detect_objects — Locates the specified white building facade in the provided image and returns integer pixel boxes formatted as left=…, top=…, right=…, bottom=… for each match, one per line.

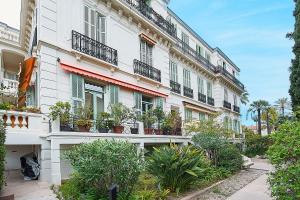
left=0, top=0, right=244, bottom=185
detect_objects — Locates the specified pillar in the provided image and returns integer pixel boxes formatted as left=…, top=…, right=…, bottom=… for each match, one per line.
left=40, top=140, right=51, bottom=183
left=51, top=139, right=61, bottom=185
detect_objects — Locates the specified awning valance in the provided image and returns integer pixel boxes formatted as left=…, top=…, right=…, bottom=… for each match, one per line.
left=60, top=62, right=168, bottom=98
left=183, top=101, right=217, bottom=115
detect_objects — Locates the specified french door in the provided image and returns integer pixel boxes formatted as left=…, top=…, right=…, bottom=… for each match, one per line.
left=85, top=90, right=104, bottom=120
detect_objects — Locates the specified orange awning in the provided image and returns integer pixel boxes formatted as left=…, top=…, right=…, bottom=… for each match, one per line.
left=60, top=62, right=168, bottom=98
left=18, top=57, right=36, bottom=106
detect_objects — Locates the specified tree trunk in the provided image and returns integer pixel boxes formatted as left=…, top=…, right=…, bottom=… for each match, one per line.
left=266, top=112, right=271, bottom=134
left=257, top=109, right=262, bottom=135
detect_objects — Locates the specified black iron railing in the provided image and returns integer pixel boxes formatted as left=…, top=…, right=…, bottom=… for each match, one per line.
left=233, top=105, right=240, bottom=113
left=133, top=59, right=161, bottom=82
left=215, top=67, right=244, bottom=90
left=175, top=38, right=216, bottom=73
left=170, top=80, right=181, bottom=94
left=198, top=93, right=206, bottom=103
left=207, top=97, right=215, bottom=106
left=72, top=30, right=118, bottom=66
left=123, top=0, right=176, bottom=37
left=183, top=86, right=193, bottom=98
left=224, top=101, right=232, bottom=109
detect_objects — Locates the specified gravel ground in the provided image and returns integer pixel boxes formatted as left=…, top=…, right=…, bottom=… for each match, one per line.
left=191, top=169, right=267, bottom=200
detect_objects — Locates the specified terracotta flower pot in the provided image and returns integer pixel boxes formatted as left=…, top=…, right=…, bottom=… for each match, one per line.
left=154, top=129, right=163, bottom=135
left=113, top=126, right=124, bottom=134
left=144, top=128, right=154, bottom=135
left=77, top=125, right=90, bottom=132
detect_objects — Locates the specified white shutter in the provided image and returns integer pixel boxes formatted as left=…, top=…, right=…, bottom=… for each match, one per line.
left=90, top=10, right=96, bottom=39
left=155, top=97, right=164, bottom=108
left=140, top=41, right=146, bottom=63
left=148, top=45, right=153, bottom=66
left=84, top=6, right=89, bottom=36
left=100, top=16, right=106, bottom=44
left=71, top=74, right=84, bottom=112
left=110, top=85, right=119, bottom=105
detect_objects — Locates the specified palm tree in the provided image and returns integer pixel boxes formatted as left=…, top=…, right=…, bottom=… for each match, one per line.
left=241, top=90, right=249, bottom=105
left=262, top=107, right=278, bottom=134
left=247, top=100, right=270, bottom=135
left=275, top=97, right=290, bottom=116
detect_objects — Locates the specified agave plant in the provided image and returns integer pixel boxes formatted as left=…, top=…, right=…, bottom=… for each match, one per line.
left=147, top=144, right=210, bottom=194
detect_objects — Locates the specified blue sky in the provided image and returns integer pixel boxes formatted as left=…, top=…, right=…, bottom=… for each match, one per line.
left=169, top=0, right=294, bottom=125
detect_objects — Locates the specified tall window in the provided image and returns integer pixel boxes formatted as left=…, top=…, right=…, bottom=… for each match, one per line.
left=134, top=92, right=142, bottom=115
left=84, top=5, right=106, bottom=43
left=233, top=94, right=237, bottom=106
left=71, top=74, right=84, bottom=112
left=207, top=81, right=212, bottom=98
left=199, top=112, right=205, bottom=121
left=140, top=40, right=153, bottom=66
left=182, top=32, right=189, bottom=50
left=170, top=61, right=178, bottom=82
left=184, top=108, right=192, bottom=122
left=205, top=51, right=211, bottom=63
left=197, top=76, right=204, bottom=94
left=224, top=88, right=228, bottom=102
left=183, top=69, right=191, bottom=88
left=110, top=85, right=119, bottom=105
left=196, top=45, right=203, bottom=57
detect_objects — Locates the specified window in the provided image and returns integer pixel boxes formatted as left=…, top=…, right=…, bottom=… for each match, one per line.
left=184, top=108, right=192, bottom=122
left=155, top=97, right=164, bottom=109
left=140, top=40, right=153, bottom=66
left=4, top=71, right=17, bottom=80
left=199, top=112, right=205, bottom=121
left=196, top=45, right=203, bottom=57
left=207, top=81, right=212, bottom=98
left=224, top=88, right=228, bottom=102
left=183, top=69, right=191, bottom=88
left=205, top=51, right=211, bottom=63
left=134, top=92, right=142, bottom=115
left=85, top=82, right=104, bottom=120
left=110, top=85, right=119, bottom=105
left=71, top=74, right=84, bottom=112
left=223, top=61, right=226, bottom=69
left=182, top=32, right=189, bottom=45
left=84, top=5, right=106, bottom=43
left=223, top=116, right=232, bottom=130
left=142, top=96, right=153, bottom=113
left=170, top=61, right=178, bottom=82
left=233, top=94, right=237, bottom=106
left=197, top=76, right=204, bottom=94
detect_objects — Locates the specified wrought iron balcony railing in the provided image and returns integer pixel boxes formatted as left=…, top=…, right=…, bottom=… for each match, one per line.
left=133, top=59, right=161, bottom=82
left=198, top=93, right=206, bottom=103
left=170, top=80, right=181, bottom=94
left=123, top=0, right=176, bottom=37
left=72, top=30, right=118, bottom=66
left=223, top=100, right=232, bottom=109
left=207, top=97, right=215, bottom=106
left=175, top=38, right=216, bottom=73
left=183, top=86, right=193, bottom=98
left=233, top=105, right=240, bottom=113
left=215, top=67, right=244, bottom=90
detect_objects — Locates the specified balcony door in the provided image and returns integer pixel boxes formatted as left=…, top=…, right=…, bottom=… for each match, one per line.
left=85, top=83, right=104, bottom=120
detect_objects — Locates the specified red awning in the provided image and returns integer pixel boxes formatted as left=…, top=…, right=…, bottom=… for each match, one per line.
left=60, top=62, right=168, bottom=98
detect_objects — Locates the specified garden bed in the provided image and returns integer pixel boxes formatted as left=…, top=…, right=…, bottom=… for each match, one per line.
left=170, top=169, right=266, bottom=200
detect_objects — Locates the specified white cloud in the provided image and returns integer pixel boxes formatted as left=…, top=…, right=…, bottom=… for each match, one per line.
left=0, top=0, right=21, bottom=29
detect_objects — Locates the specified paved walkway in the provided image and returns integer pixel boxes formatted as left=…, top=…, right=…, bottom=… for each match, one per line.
left=227, top=159, right=274, bottom=200
left=2, top=170, right=57, bottom=200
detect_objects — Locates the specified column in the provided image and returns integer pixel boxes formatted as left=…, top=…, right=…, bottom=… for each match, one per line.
left=51, top=139, right=61, bottom=185
left=40, top=140, right=51, bottom=182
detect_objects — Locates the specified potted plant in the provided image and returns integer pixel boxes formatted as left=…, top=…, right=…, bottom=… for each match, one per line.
left=153, top=107, right=165, bottom=135
left=96, top=112, right=112, bottom=133
left=74, top=107, right=93, bottom=132
left=129, top=107, right=139, bottom=134
left=162, top=110, right=182, bottom=135
left=49, top=102, right=72, bottom=131
left=109, top=103, right=130, bottom=134
left=142, top=109, right=157, bottom=135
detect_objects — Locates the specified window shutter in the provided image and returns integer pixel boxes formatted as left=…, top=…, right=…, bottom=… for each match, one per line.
left=84, top=6, right=89, bottom=36
left=224, top=89, right=228, bottom=101
left=90, top=10, right=96, bottom=39
left=155, top=97, right=164, bottom=108
left=140, top=41, right=146, bottom=63
left=100, top=16, right=106, bottom=44
left=148, top=46, right=153, bottom=66
left=71, top=74, right=84, bottom=112
left=199, top=112, right=205, bottom=121
left=134, top=92, right=142, bottom=111
left=207, top=82, right=212, bottom=97
left=110, top=85, right=119, bottom=105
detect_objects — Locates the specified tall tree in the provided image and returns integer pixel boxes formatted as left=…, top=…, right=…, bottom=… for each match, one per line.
left=275, top=97, right=290, bottom=116
left=262, top=106, right=278, bottom=134
left=289, top=0, right=300, bottom=111
left=247, top=100, right=270, bottom=135
left=240, top=90, right=249, bottom=105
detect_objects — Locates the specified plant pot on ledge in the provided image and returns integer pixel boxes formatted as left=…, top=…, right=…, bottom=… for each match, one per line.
left=113, top=126, right=124, bottom=134
left=144, top=128, right=154, bottom=135
left=130, top=127, right=139, bottom=134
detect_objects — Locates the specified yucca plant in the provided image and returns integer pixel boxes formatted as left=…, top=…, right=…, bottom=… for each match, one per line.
left=147, top=144, right=210, bottom=194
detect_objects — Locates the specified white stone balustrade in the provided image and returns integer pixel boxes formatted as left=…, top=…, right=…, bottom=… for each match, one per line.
left=1, top=78, right=19, bottom=96
left=0, top=110, right=45, bottom=133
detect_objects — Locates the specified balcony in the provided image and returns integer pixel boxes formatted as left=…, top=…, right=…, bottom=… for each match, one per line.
left=71, top=30, right=118, bottom=66
left=123, top=0, right=176, bottom=37
left=183, top=86, right=193, bottom=99
left=175, top=38, right=216, bottom=73
left=215, top=67, right=244, bottom=90
left=1, top=78, right=19, bottom=96
left=223, top=101, right=232, bottom=110
left=170, top=80, right=181, bottom=94
left=233, top=105, right=240, bottom=113
left=207, top=97, right=215, bottom=106
left=133, top=59, right=161, bottom=82
left=198, top=93, right=206, bottom=103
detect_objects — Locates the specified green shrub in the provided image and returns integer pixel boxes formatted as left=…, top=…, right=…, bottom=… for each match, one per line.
left=0, top=119, right=6, bottom=191
left=147, top=144, right=210, bottom=194
left=267, top=122, right=300, bottom=199
left=216, top=144, right=243, bottom=173
left=244, top=128, right=272, bottom=157
left=64, top=140, right=143, bottom=199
